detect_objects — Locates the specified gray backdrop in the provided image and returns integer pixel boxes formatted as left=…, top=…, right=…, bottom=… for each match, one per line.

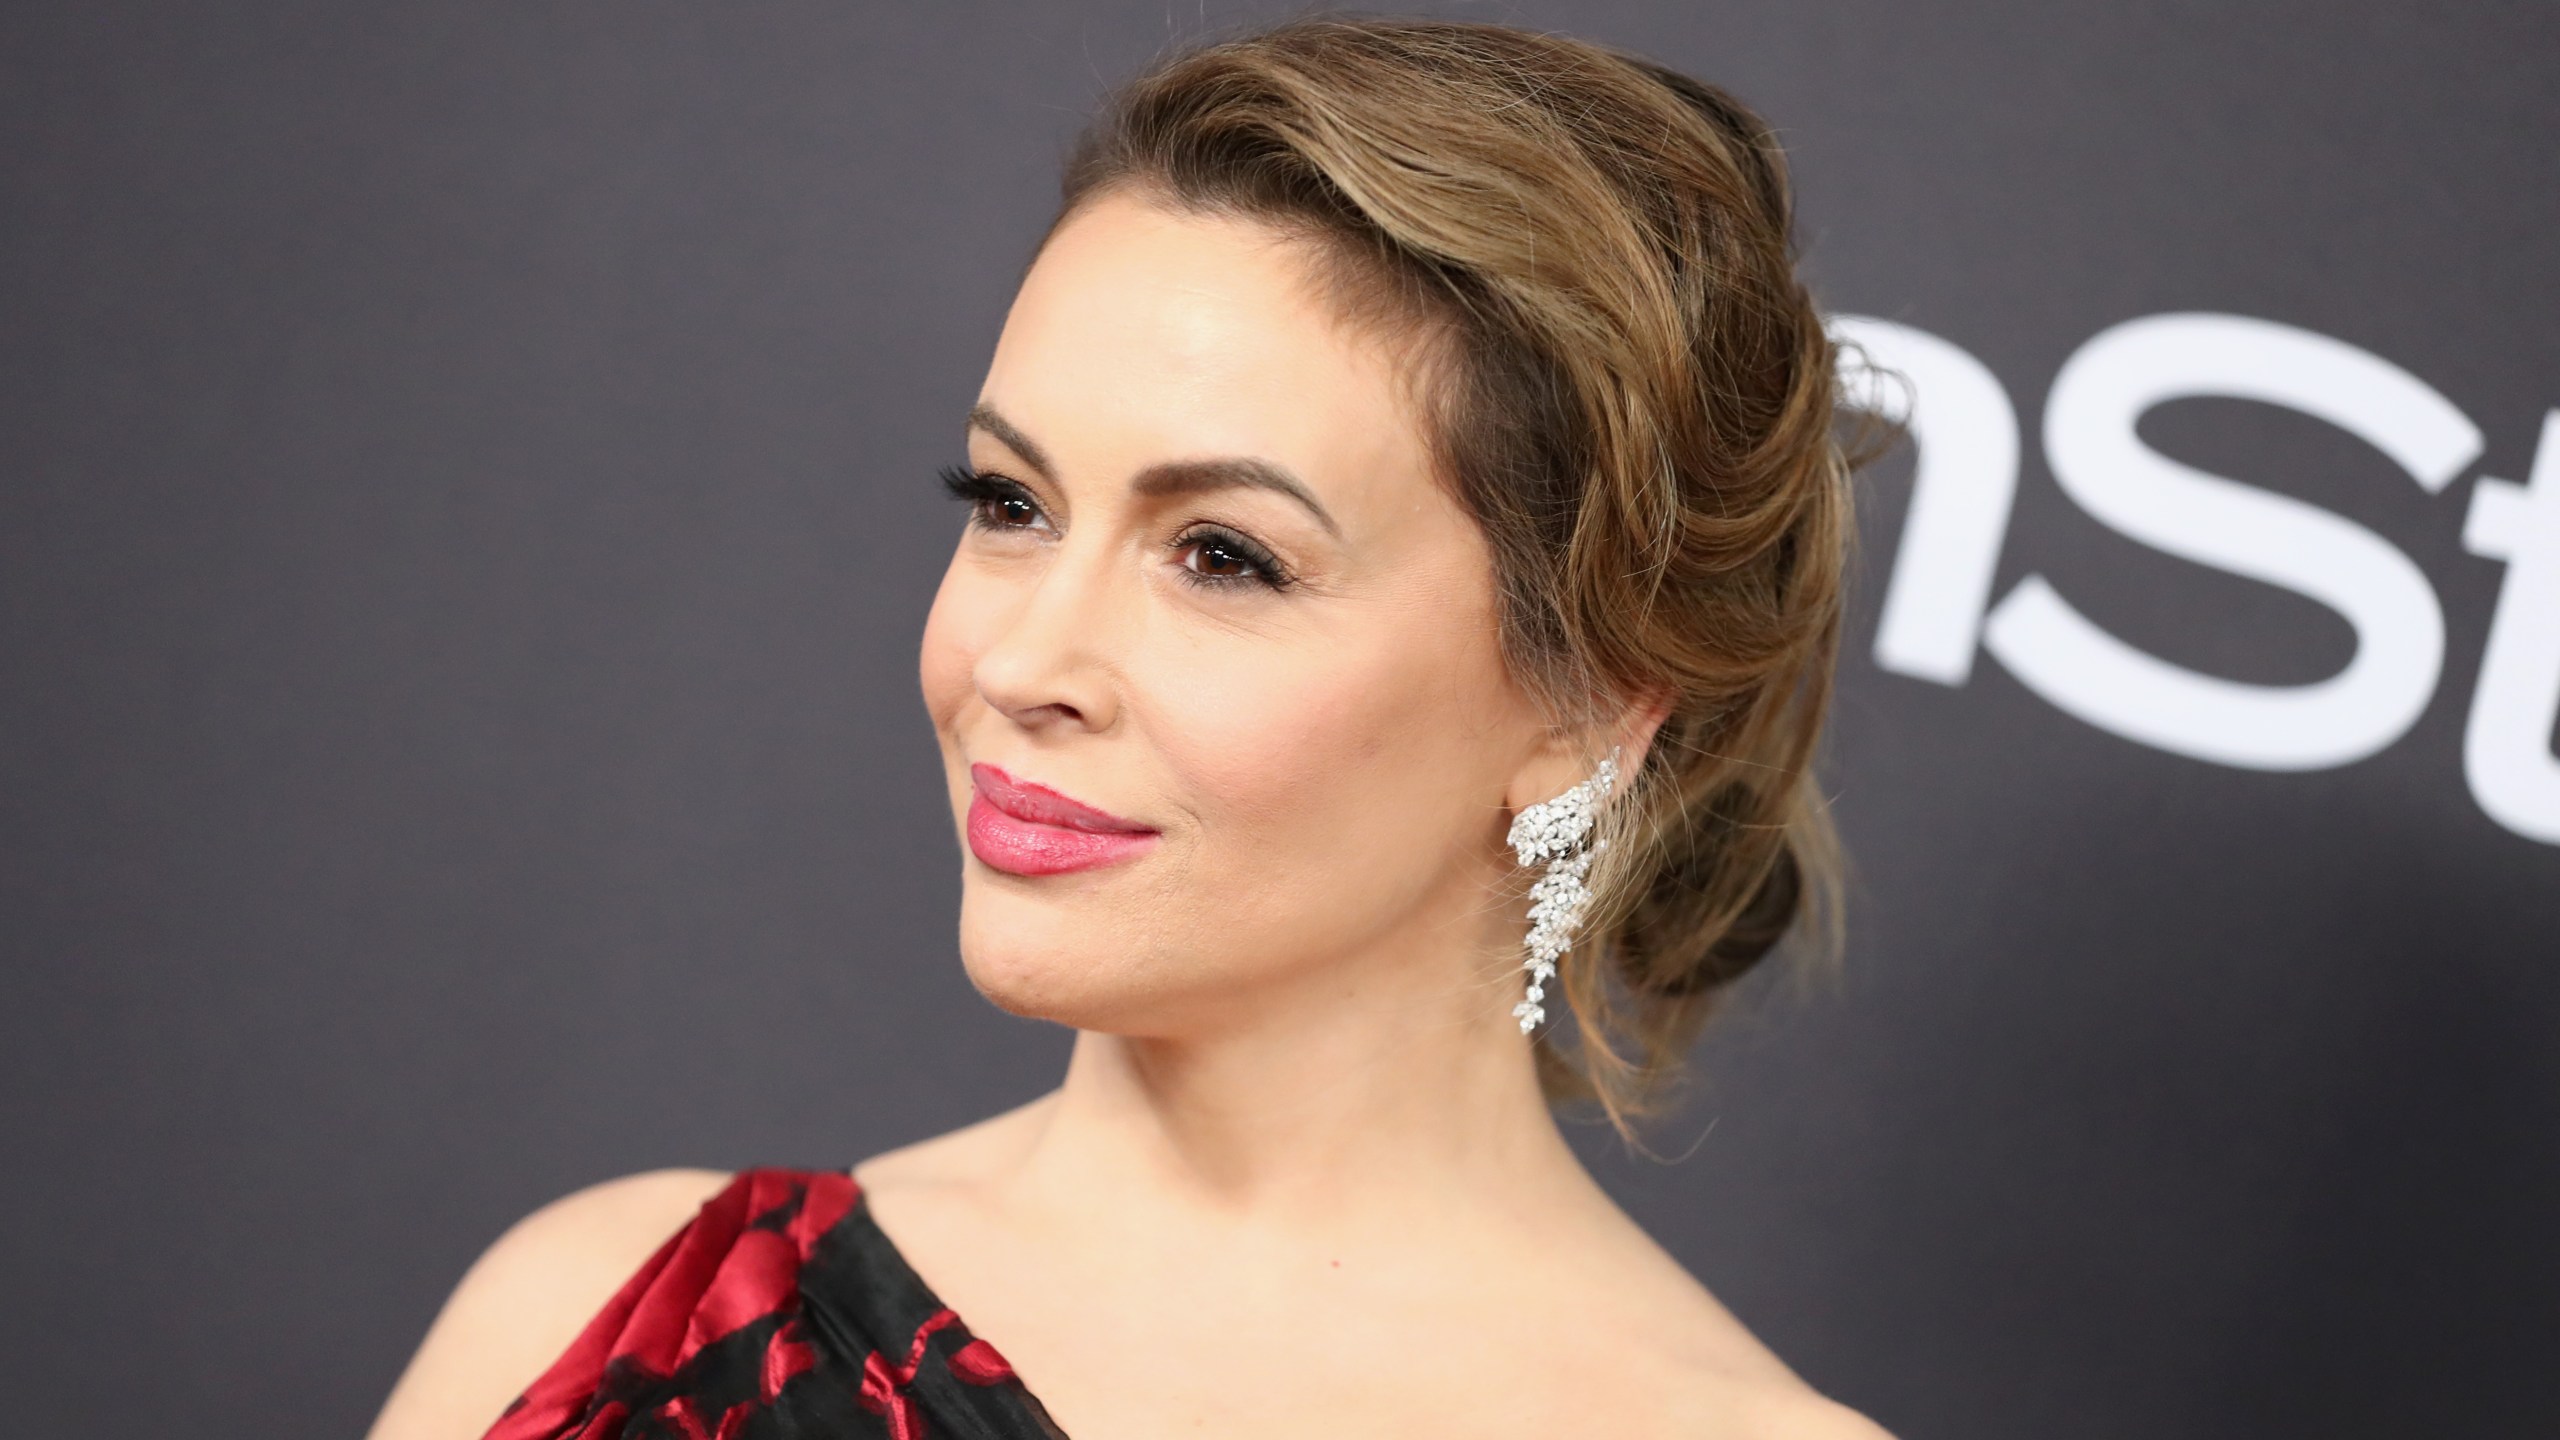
left=4, top=3, right=2553, bottom=1436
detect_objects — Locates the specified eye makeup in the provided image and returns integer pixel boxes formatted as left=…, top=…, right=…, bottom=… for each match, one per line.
left=939, top=465, right=1046, bottom=533
left=1170, top=523, right=1292, bottom=591
left=939, top=465, right=1297, bottom=592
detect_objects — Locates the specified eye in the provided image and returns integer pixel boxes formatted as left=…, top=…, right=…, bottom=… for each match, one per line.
left=939, top=465, right=1050, bottom=534
left=1173, top=526, right=1291, bottom=591
left=982, top=492, right=1041, bottom=529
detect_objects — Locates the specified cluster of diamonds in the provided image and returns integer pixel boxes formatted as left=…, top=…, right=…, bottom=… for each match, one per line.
left=1505, top=748, right=1620, bottom=1034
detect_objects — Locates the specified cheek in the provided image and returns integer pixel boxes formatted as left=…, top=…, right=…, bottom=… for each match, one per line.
left=1144, top=594, right=1519, bottom=929
left=918, top=556, right=986, bottom=732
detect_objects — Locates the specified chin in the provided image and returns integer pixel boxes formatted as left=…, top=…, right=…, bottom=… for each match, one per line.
left=957, top=941, right=1086, bottom=1024
left=958, top=895, right=1262, bottom=1039
left=955, top=893, right=1141, bottom=1030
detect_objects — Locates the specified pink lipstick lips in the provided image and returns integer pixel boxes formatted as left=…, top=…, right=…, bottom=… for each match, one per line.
left=966, top=762, right=1161, bottom=876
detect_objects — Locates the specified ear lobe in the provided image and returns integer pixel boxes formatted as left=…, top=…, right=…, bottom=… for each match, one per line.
left=1504, top=733, right=1593, bottom=816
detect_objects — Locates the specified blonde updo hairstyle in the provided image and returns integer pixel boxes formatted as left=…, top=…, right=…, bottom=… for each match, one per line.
left=1053, top=18, right=1854, bottom=1133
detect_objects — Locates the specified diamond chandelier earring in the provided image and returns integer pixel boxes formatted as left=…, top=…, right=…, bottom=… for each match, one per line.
left=1506, top=745, right=1621, bottom=1034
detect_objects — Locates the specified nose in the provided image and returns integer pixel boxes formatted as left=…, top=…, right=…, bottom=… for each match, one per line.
left=971, top=543, right=1123, bottom=734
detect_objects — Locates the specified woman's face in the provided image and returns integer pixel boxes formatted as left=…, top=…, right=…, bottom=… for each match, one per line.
left=919, top=191, right=1571, bottom=1038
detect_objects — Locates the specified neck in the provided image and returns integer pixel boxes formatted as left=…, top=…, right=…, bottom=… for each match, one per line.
left=980, top=906, right=1600, bottom=1250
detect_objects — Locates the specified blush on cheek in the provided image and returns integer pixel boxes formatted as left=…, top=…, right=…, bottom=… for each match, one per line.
left=1150, top=645, right=1463, bottom=898
left=1161, top=582, right=1506, bottom=821
left=1152, top=653, right=1352, bottom=830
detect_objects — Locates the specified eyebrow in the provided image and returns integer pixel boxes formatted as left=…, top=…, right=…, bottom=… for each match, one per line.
left=967, top=402, right=1342, bottom=539
left=967, top=403, right=1055, bottom=480
left=1131, top=458, right=1342, bottom=539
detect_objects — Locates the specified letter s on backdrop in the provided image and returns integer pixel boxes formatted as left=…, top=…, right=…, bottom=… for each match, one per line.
left=1984, top=313, right=2484, bottom=771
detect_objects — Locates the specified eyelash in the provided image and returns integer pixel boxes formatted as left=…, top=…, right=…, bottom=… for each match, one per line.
left=939, top=465, right=1044, bottom=532
left=938, top=465, right=1294, bottom=592
left=1173, top=525, right=1294, bottom=592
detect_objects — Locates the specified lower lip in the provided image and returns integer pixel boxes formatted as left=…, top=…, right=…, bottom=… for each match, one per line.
left=966, top=794, right=1160, bottom=876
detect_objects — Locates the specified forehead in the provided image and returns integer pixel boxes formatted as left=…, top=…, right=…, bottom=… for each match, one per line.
left=982, top=193, right=1441, bottom=517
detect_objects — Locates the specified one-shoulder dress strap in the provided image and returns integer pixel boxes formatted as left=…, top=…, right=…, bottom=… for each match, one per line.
left=482, top=1167, right=1067, bottom=1440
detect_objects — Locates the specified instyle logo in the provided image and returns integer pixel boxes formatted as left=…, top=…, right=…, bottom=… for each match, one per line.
left=1833, top=312, right=2560, bottom=846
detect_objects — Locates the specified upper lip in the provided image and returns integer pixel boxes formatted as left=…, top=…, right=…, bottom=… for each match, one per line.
left=970, top=763, right=1158, bottom=834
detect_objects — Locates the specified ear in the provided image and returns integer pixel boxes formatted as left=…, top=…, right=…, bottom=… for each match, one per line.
left=1502, top=685, right=1676, bottom=814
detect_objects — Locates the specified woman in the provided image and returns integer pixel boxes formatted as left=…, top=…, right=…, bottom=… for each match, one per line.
left=369, top=17, right=1880, bottom=1439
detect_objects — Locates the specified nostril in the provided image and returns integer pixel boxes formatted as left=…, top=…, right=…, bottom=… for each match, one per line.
left=964, top=570, right=1119, bottom=732
left=973, top=661, right=1099, bottom=730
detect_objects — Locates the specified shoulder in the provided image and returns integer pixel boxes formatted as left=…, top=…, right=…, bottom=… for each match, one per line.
left=1714, top=1386, right=1897, bottom=1440
left=365, top=1168, right=736, bottom=1440
left=1642, top=1306, right=1896, bottom=1440
left=1541, top=1215, right=1892, bottom=1440
left=1651, top=1306, right=1895, bottom=1440
left=1619, top=1328, right=1892, bottom=1440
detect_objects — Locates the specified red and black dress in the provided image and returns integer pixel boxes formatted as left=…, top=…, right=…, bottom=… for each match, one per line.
left=485, top=1167, right=1069, bottom=1440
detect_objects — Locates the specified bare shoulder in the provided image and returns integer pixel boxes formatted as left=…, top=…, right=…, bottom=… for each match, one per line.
left=1639, top=1299, right=1896, bottom=1440
left=1546, top=1210, right=1892, bottom=1440
left=1711, top=1382, right=1897, bottom=1440
left=364, top=1168, right=735, bottom=1440
left=1653, top=1302, right=1893, bottom=1440
left=1620, top=1319, right=1892, bottom=1440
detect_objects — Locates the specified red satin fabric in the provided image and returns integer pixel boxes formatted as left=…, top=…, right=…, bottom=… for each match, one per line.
left=859, top=1307, right=957, bottom=1440
left=480, top=1167, right=1056, bottom=1440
